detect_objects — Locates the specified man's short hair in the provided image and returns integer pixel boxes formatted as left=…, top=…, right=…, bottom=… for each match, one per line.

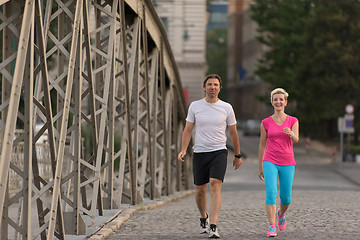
left=203, top=74, right=222, bottom=88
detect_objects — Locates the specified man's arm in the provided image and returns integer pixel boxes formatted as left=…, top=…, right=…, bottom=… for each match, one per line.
left=228, top=124, right=240, bottom=155
left=178, top=121, right=194, bottom=162
left=228, top=124, right=242, bottom=170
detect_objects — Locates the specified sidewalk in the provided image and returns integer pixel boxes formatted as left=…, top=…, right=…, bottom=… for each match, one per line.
left=105, top=142, right=360, bottom=239
left=331, top=161, right=360, bottom=186
left=87, top=136, right=360, bottom=239
left=85, top=190, right=195, bottom=240
left=302, top=138, right=360, bottom=187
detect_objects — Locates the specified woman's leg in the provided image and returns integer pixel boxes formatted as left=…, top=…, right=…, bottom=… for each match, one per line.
left=265, top=205, right=276, bottom=225
left=263, top=161, right=278, bottom=225
left=278, top=165, right=295, bottom=215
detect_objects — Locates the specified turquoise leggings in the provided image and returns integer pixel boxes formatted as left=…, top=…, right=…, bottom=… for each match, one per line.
left=263, top=161, right=295, bottom=205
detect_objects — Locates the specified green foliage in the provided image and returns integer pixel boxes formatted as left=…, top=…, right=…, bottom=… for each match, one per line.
left=250, top=0, right=360, bottom=139
left=81, top=126, right=123, bottom=171
left=206, top=27, right=227, bottom=100
left=295, top=0, right=360, bottom=138
left=250, top=0, right=313, bottom=94
left=349, top=145, right=360, bottom=155
left=113, top=131, right=122, bottom=170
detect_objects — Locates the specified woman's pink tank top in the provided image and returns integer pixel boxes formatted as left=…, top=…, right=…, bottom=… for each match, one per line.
left=262, top=115, right=298, bottom=166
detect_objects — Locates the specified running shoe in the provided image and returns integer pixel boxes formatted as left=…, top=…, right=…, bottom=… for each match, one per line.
left=277, top=209, right=286, bottom=231
left=209, top=224, right=220, bottom=238
left=199, top=214, right=209, bottom=234
left=267, top=225, right=277, bottom=237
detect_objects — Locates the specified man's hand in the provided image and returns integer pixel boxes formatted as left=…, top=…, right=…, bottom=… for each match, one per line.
left=233, top=157, right=242, bottom=170
left=178, top=151, right=186, bottom=162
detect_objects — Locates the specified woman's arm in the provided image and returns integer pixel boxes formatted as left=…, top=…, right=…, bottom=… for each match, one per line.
left=283, top=120, right=299, bottom=143
left=283, top=121, right=299, bottom=143
left=291, top=121, right=299, bottom=143
left=258, top=123, right=267, bottom=181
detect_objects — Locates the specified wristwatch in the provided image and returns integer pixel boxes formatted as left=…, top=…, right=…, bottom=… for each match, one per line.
left=234, top=153, right=244, bottom=159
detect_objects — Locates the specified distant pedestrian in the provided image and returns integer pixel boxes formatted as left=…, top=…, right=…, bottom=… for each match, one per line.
left=258, top=88, right=299, bottom=237
left=178, top=74, right=243, bottom=238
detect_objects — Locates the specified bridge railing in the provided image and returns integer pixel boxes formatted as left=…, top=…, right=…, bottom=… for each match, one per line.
left=0, top=0, right=193, bottom=239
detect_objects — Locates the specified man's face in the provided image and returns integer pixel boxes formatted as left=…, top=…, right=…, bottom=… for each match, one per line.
left=204, top=78, right=221, bottom=98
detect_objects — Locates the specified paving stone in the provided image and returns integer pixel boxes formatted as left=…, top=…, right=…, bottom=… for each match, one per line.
left=105, top=137, right=360, bottom=240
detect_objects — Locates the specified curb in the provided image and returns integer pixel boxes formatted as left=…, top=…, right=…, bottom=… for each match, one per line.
left=86, top=189, right=195, bottom=240
left=331, top=165, right=360, bottom=187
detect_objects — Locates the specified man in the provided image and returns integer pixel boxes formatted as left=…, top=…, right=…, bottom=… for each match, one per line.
left=178, top=74, right=243, bottom=238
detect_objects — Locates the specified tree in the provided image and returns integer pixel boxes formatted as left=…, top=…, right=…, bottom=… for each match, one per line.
left=250, top=0, right=313, bottom=93
left=206, top=27, right=228, bottom=100
left=251, top=0, right=360, bottom=139
left=294, top=0, right=360, bottom=139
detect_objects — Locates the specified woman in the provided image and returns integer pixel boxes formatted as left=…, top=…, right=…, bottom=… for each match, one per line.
left=258, top=88, right=299, bottom=237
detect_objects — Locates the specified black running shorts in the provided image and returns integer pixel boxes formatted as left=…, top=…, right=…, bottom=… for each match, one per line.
left=192, top=149, right=228, bottom=186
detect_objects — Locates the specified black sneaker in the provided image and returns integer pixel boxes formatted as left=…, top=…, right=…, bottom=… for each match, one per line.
left=199, top=214, right=209, bottom=234
left=209, top=224, right=220, bottom=238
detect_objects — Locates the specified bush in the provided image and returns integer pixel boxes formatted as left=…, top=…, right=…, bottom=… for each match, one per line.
left=349, top=145, right=360, bottom=155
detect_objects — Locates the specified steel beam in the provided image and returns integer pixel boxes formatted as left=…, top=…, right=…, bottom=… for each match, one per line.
left=0, top=0, right=191, bottom=238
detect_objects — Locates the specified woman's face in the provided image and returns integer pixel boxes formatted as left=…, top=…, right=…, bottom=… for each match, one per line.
left=272, top=93, right=287, bottom=111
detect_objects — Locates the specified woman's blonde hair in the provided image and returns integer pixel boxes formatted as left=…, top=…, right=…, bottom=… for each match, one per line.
left=270, top=88, right=289, bottom=102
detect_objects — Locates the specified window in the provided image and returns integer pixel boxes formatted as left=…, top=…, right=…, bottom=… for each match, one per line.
left=161, top=17, right=168, bottom=32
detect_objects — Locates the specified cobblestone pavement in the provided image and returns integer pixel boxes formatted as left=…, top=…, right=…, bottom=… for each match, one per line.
left=105, top=135, right=360, bottom=240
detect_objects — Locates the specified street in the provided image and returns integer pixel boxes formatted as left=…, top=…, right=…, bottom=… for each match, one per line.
left=106, top=132, right=360, bottom=240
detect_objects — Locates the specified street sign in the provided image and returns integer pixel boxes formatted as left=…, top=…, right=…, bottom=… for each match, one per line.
left=338, top=115, right=354, bottom=133
left=345, top=104, right=354, bottom=114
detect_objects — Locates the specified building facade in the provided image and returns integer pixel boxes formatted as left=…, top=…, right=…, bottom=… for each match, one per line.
left=227, top=0, right=272, bottom=120
left=154, top=0, right=207, bottom=105
left=207, top=0, right=228, bottom=31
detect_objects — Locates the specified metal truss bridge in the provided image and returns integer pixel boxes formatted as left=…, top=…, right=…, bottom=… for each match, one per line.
left=0, top=0, right=192, bottom=239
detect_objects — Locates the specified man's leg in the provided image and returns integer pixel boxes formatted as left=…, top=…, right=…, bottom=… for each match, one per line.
left=209, top=178, right=222, bottom=225
left=196, top=183, right=208, bottom=218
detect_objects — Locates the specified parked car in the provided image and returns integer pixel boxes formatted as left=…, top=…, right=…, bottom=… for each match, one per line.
left=239, top=119, right=261, bottom=136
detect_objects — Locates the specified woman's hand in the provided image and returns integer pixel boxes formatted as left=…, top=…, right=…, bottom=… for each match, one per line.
left=258, top=169, right=264, bottom=181
left=283, top=127, right=294, bottom=137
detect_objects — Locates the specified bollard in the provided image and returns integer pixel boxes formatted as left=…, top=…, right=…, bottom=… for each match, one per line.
left=331, top=146, right=337, bottom=162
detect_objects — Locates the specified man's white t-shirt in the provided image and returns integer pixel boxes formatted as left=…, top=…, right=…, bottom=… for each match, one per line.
left=186, top=98, right=237, bottom=153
